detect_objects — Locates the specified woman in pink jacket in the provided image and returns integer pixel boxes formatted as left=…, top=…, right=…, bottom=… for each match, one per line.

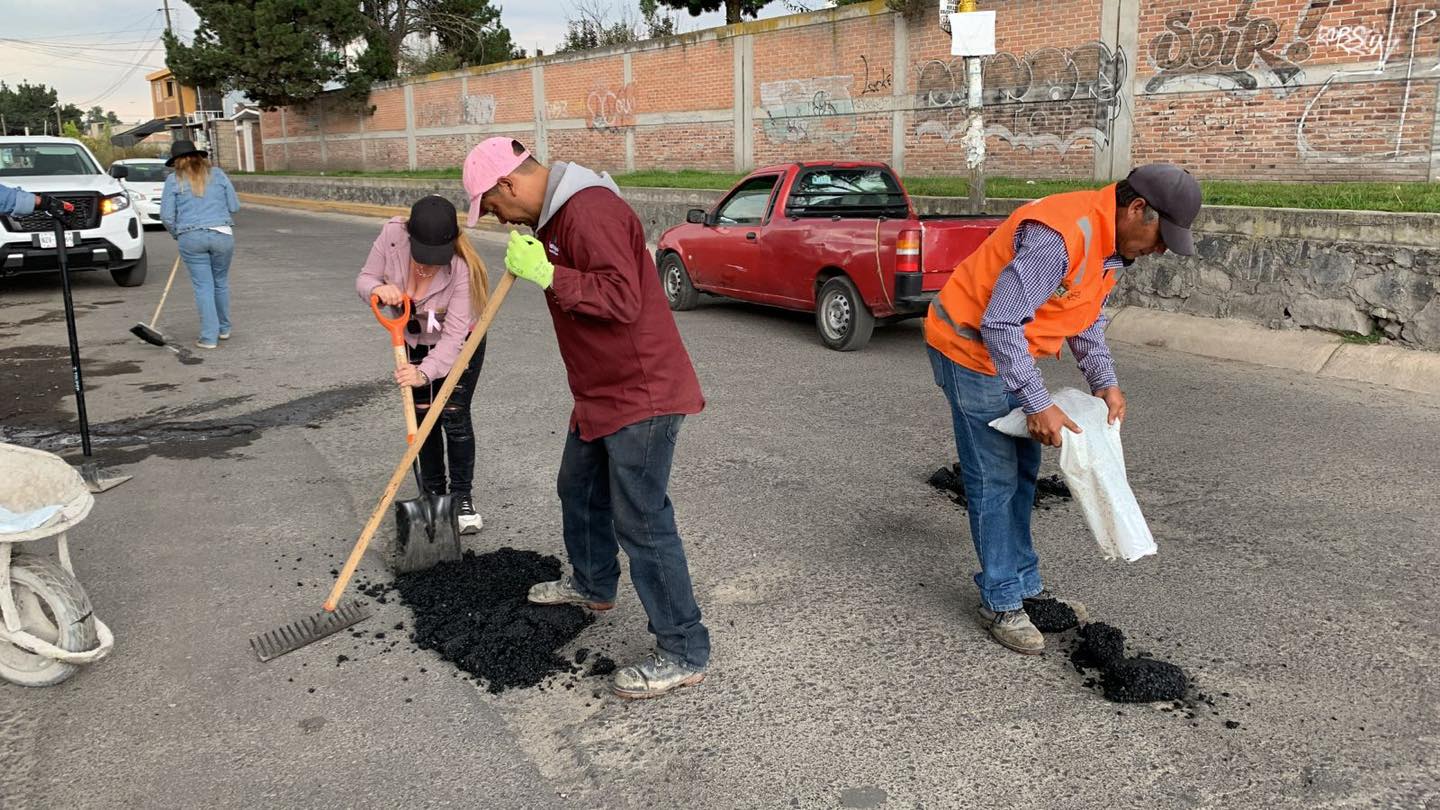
left=356, top=195, right=490, bottom=533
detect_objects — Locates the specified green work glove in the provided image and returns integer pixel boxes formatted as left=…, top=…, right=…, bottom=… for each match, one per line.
left=505, top=231, right=554, bottom=289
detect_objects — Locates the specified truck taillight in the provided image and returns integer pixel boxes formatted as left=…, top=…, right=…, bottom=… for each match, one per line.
left=897, top=229, right=921, bottom=274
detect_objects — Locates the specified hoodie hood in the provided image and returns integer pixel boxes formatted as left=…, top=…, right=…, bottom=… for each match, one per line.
left=537, top=161, right=621, bottom=231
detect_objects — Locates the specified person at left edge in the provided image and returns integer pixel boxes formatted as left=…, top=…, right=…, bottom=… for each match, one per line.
left=0, top=183, right=72, bottom=217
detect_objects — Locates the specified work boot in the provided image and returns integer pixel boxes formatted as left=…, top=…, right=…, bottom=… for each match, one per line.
left=455, top=494, right=482, bottom=535
left=977, top=606, right=1045, bottom=655
left=612, top=652, right=705, bottom=700
left=527, top=576, right=614, bottom=611
left=1024, top=589, right=1089, bottom=624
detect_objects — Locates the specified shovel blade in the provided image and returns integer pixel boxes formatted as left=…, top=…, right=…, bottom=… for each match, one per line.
left=79, top=461, right=132, bottom=493
left=392, top=493, right=462, bottom=574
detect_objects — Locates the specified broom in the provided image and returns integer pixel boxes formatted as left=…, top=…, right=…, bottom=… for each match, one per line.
left=249, top=273, right=514, bottom=662
left=130, top=256, right=182, bottom=346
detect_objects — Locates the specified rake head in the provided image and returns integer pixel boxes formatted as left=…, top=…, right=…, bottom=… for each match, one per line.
left=250, top=600, right=371, bottom=662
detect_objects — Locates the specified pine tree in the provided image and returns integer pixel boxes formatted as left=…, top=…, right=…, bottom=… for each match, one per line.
left=164, top=0, right=392, bottom=110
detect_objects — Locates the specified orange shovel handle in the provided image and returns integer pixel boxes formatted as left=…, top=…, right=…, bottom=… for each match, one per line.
left=370, top=294, right=418, bottom=443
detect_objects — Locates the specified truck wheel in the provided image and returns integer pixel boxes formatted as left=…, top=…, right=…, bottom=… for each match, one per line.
left=111, top=250, right=147, bottom=287
left=660, top=254, right=700, bottom=311
left=0, top=554, right=98, bottom=688
left=816, top=276, right=875, bottom=351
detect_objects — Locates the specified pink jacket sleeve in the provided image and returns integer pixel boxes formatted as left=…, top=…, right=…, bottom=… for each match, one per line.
left=415, top=262, right=474, bottom=383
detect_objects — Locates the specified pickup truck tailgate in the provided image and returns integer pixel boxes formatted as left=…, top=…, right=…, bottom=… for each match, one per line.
left=919, top=218, right=1005, bottom=291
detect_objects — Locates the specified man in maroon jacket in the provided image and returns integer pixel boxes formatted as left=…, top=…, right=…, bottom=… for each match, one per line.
left=463, top=137, right=710, bottom=699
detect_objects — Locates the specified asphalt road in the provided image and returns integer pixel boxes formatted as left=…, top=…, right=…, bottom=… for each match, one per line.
left=1, top=205, right=1437, bottom=809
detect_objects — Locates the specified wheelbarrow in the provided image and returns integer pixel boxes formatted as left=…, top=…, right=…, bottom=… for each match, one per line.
left=0, top=442, right=114, bottom=687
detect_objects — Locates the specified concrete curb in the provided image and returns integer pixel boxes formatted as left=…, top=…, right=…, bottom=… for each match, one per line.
left=241, top=194, right=1439, bottom=397
left=1107, top=307, right=1440, bottom=395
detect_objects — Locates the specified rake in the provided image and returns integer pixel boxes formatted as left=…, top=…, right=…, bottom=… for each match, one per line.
left=249, top=273, right=514, bottom=661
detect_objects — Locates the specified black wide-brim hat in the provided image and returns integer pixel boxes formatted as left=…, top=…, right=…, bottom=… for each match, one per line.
left=166, top=139, right=208, bottom=167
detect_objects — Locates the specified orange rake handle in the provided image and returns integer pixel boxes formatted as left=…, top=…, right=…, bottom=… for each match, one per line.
left=370, top=294, right=418, bottom=443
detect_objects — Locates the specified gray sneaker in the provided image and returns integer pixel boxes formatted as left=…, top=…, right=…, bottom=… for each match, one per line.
left=612, top=652, right=706, bottom=700
left=1024, top=589, right=1089, bottom=624
left=527, top=576, right=613, bottom=611
left=977, top=606, right=1045, bottom=654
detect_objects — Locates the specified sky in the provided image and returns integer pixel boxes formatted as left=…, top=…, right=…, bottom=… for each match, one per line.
left=2, top=0, right=801, bottom=125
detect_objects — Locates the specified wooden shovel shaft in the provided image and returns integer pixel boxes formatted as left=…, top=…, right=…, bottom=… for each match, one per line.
left=324, top=272, right=515, bottom=611
left=392, top=343, right=419, bottom=442
left=147, top=257, right=183, bottom=327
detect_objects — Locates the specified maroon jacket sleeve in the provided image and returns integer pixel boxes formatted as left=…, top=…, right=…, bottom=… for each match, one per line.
left=547, top=192, right=644, bottom=325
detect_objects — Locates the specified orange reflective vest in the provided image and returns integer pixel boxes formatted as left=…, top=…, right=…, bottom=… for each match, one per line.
left=925, top=185, right=1120, bottom=376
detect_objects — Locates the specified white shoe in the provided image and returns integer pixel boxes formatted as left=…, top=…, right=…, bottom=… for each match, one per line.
left=456, top=494, right=482, bottom=535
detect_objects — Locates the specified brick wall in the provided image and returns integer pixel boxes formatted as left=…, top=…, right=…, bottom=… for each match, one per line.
left=259, top=0, right=1440, bottom=183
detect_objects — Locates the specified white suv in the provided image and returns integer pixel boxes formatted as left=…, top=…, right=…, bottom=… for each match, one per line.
left=0, top=136, right=147, bottom=286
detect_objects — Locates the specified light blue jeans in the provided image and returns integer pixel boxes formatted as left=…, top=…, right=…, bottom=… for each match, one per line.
left=928, top=345, right=1044, bottom=612
left=177, top=229, right=235, bottom=344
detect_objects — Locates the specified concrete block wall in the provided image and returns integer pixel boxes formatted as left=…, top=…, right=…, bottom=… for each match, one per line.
left=258, top=0, right=1440, bottom=182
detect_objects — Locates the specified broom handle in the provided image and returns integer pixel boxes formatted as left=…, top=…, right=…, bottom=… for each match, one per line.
left=325, top=272, right=514, bottom=611
left=148, top=256, right=182, bottom=326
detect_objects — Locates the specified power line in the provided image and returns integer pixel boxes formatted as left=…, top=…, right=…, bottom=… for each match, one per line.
left=75, top=14, right=165, bottom=108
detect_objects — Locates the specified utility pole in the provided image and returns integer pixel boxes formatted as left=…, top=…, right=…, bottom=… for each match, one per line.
left=958, top=0, right=986, bottom=215
left=2, top=112, right=8, bottom=136
left=163, top=0, right=191, bottom=141
left=56, top=104, right=64, bottom=136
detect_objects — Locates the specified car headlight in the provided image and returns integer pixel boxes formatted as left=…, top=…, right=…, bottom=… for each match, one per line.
left=128, top=190, right=147, bottom=202
left=101, top=192, right=131, bottom=216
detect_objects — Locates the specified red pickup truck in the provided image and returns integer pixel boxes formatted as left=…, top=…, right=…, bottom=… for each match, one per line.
left=655, top=162, right=1003, bottom=350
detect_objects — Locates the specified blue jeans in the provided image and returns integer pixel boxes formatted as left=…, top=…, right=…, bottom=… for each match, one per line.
left=558, top=415, right=710, bottom=670
left=928, top=346, right=1043, bottom=612
left=177, top=229, right=235, bottom=344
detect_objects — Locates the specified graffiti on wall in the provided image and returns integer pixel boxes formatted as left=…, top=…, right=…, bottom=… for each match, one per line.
left=1297, top=3, right=1440, bottom=161
left=463, top=94, right=496, bottom=125
left=1145, top=0, right=1322, bottom=93
left=760, top=75, right=858, bottom=144
left=1140, top=0, right=1440, bottom=163
left=915, top=42, right=1128, bottom=155
left=587, top=83, right=635, bottom=131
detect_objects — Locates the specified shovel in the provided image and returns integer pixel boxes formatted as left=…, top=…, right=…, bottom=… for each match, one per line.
left=248, top=273, right=513, bottom=662
left=368, top=294, right=461, bottom=573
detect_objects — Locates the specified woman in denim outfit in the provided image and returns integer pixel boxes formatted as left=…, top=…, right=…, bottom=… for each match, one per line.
left=160, top=139, right=240, bottom=349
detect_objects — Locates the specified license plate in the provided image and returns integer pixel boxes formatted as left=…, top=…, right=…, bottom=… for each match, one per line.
left=36, top=231, right=78, bottom=249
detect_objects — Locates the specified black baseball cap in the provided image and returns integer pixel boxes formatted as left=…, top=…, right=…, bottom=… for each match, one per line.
left=1126, top=163, right=1202, bottom=256
left=407, top=196, right=459, bottom=266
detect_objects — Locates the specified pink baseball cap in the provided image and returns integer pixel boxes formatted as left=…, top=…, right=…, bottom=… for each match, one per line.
left=462, top=137, right=531, bottom=226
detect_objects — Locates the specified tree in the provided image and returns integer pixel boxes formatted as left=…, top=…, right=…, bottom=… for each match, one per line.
left=640, top=0, right=678, bottom=38
left=364, top=0, right=523, bottom=74
left=557, top=0, right=679, bottom=53
left=0, top=82, right=84, bottom=135
left=657, top=0, right=774, bottom=25
left=558, top=0, right=639, bottom=53
left=165, top=0, right=393, bottom=110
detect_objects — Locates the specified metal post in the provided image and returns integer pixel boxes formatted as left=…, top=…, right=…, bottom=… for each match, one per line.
left=958, top=0, right=986, bottom=214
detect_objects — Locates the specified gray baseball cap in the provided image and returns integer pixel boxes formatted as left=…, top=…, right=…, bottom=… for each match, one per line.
left=1126, top=163, right=1201, bottom=256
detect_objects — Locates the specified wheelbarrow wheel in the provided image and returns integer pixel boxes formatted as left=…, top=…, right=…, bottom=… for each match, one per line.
left=0, top=553, right=97, bottom=687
